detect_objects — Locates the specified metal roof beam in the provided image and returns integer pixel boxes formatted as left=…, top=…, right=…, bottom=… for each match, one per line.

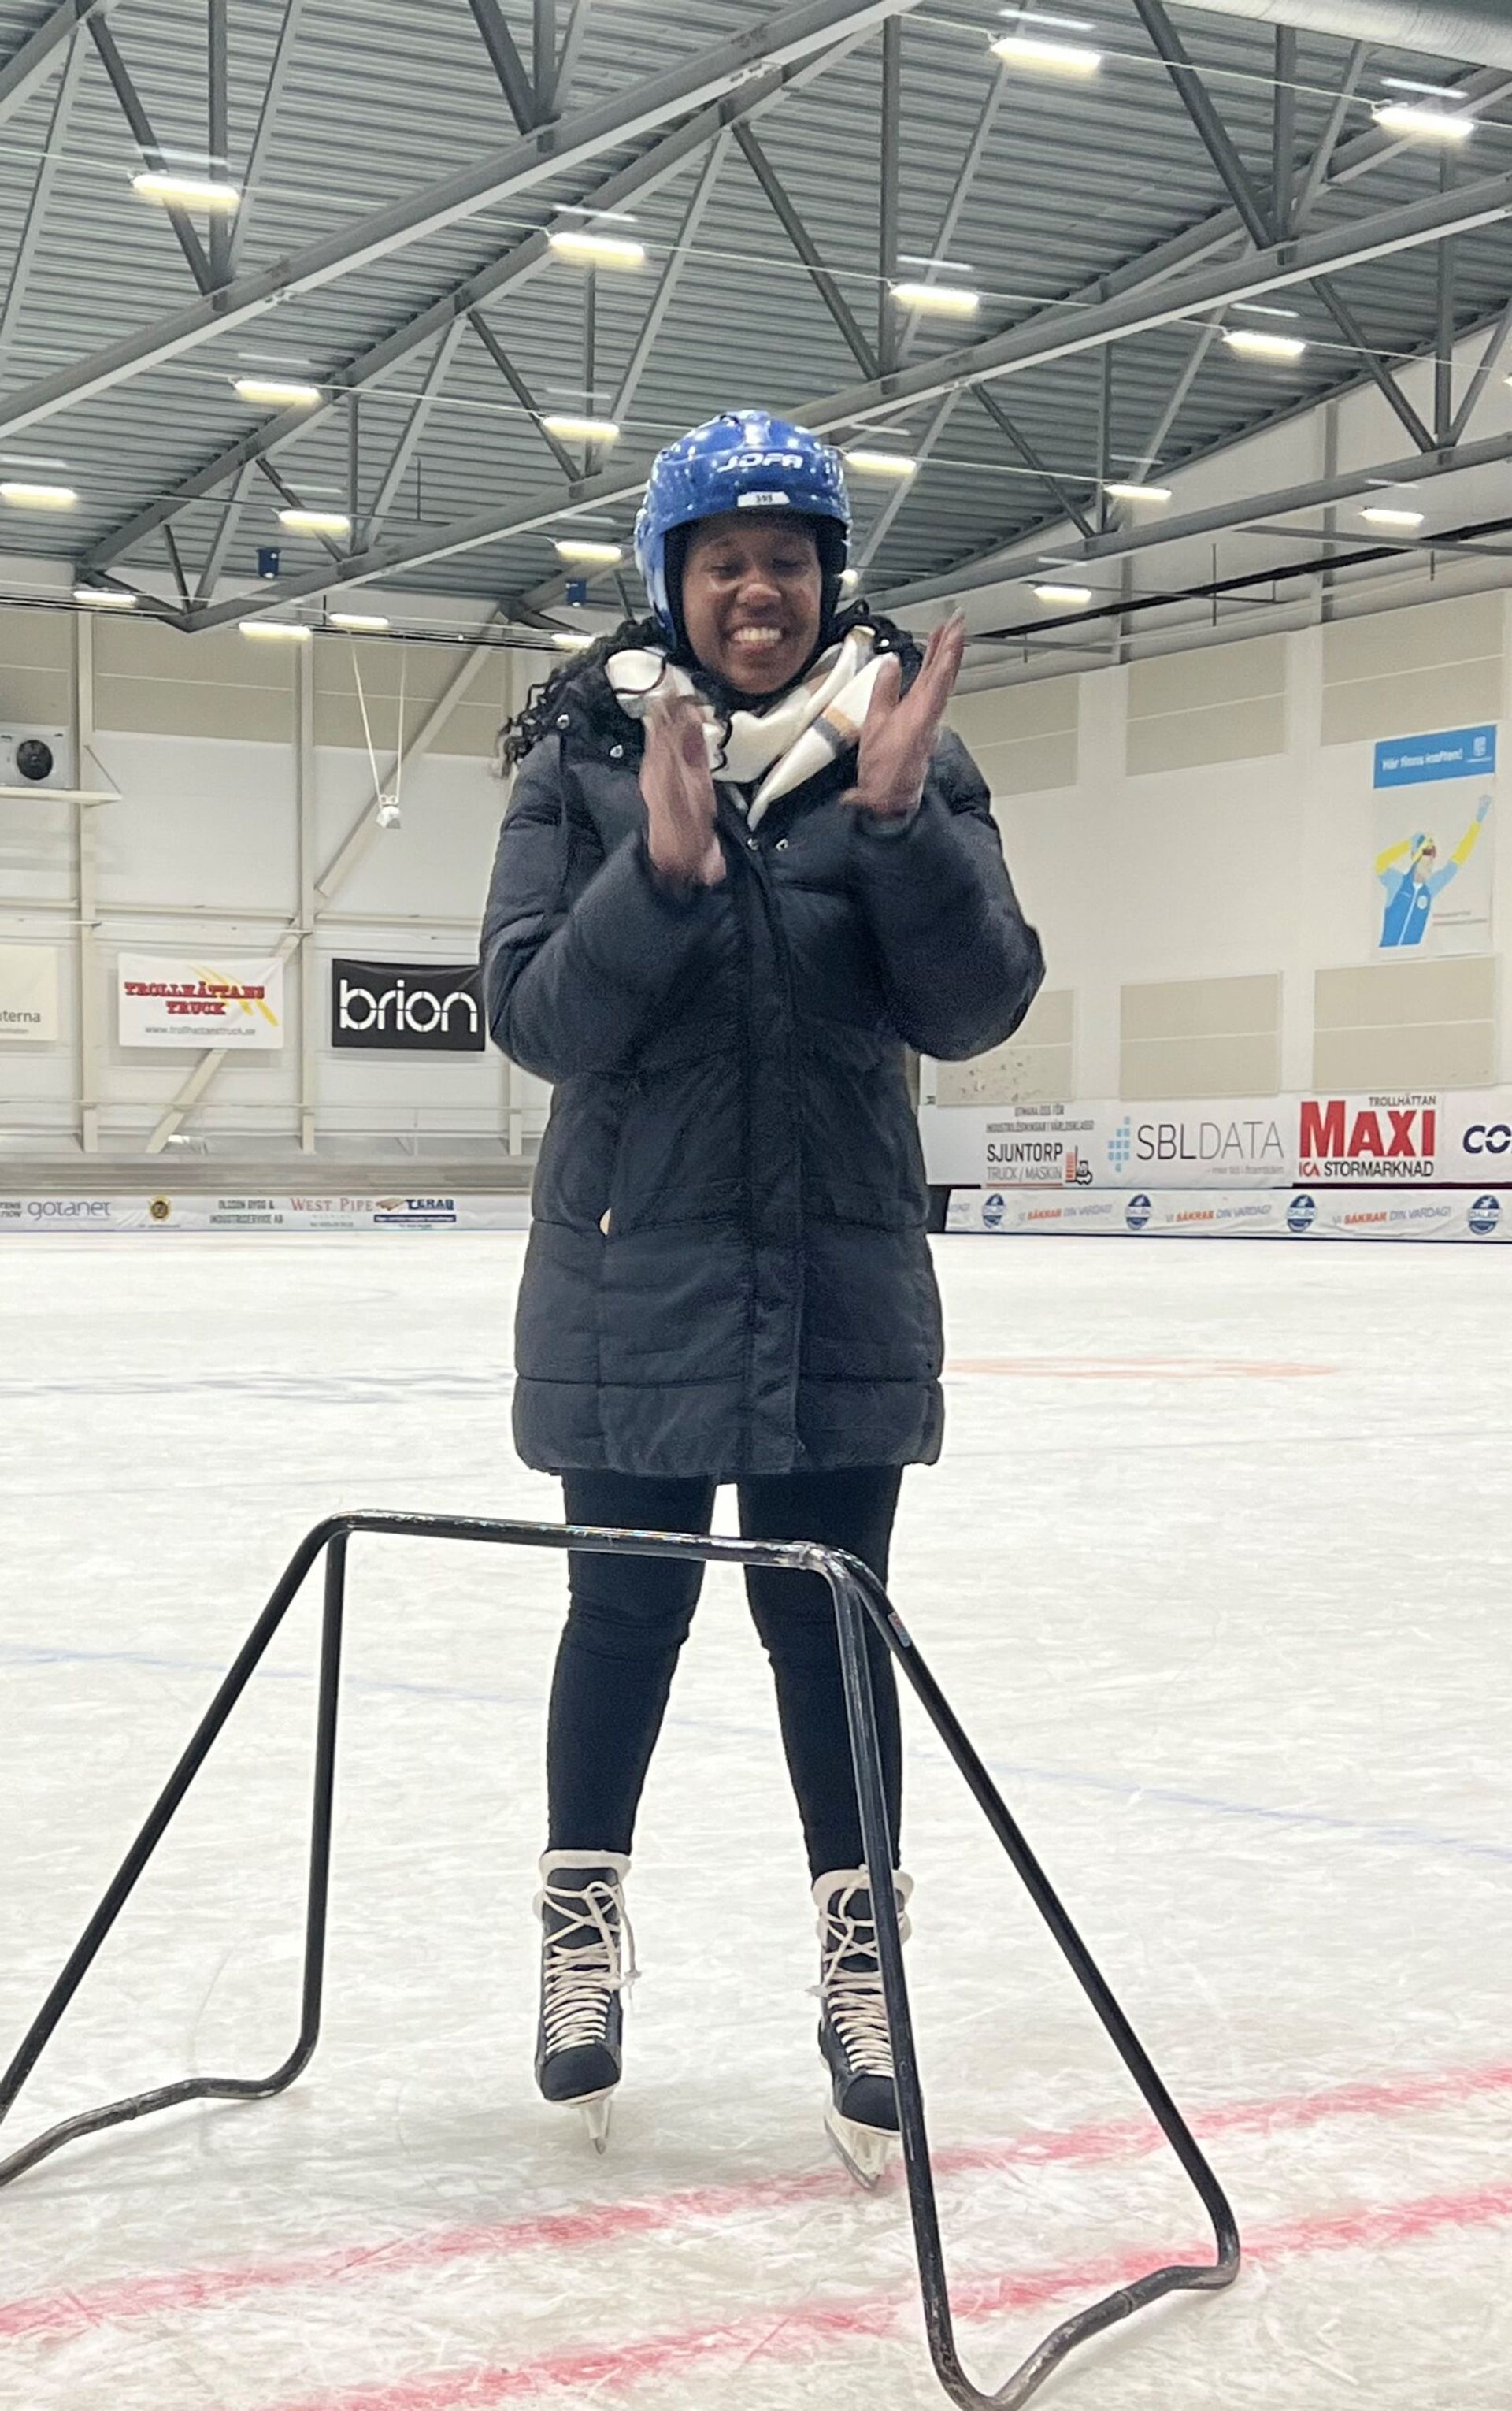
left=1292, top=40, right=1366, bottom=225
left=193, top=460, right=254, bottom=604
left=732, top=122, right=880, bottom=376
left=880, top=425, right=1512, bottom=610
left=186, top=171, right=1512, bottom=631
left=534, top=0, right=557, bottom=120
left=610, top=129, right=729, bottom=423
left=1132, top=0, right=1436, bottom=454
left=0, top=24, right=87, bottom=368
left=1449, top=287, right=1512, bottom=443
left=0, top=0, right=112, bottom=128
left=467, top=313, right=581, bottom=480
left=227, top=0, right=306, bottom=271
left=89, top=16, right=213, bottom=291
left=553, top=0, right=594, bottom=112
left=208, top=0, right=230, bottom=287
left=362, top=317, right=470, bottom=547
left=0, top=0, right=923, bottom=448
left=82, top=31, right=873, bottom=576
left=467, top=0, right=537, bottom=133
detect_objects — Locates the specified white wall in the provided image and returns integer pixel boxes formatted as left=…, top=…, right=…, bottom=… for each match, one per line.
left=0, top=603, right=561, bottom=1163
left=952, top=590, right=1512, bottom=1101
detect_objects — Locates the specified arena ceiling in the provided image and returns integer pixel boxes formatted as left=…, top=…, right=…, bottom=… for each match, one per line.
left=2, top=0, right=1511, bottom=668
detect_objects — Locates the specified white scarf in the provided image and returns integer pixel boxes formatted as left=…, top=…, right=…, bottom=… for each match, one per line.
left=606, top=626, right=883, bottom=830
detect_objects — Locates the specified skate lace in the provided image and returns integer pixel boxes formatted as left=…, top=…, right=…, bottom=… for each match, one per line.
left=814, top=1895, right=895, bottom=2079
left=539, top=1879, right=638, bottom=2056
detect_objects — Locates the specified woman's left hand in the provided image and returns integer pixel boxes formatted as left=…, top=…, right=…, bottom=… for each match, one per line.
left=843, top=614, right=967, bottom=820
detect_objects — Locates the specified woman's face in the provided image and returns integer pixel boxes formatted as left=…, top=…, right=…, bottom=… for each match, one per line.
left=678, top=512, right=824, bottom=695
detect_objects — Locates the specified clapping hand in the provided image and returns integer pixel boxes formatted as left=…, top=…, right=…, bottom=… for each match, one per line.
left=642, top=691, right=725, bottom=888
left=843, top=614, right=968, bottom=820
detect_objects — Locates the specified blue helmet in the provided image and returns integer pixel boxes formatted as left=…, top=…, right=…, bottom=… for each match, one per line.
left=634, top=410, right=850, bottom=637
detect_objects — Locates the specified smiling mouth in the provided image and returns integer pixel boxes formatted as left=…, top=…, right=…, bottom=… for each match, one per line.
left=726, top=626, right=788, bottom=651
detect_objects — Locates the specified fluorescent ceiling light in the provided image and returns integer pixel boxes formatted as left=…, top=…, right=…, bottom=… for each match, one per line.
left=1362, top=506, right=1425, bottom=530
left=0, top=480, right=76, bottom=508
left=278, top=507, right=352, bottom=536
left=1380, top=76, right=1466, bottom=100
left=891, top=280, right=980, bottom=317
left=999, top=8, right=1095, bottom=28
left=554, top=205, right=639, bottom=224
left=989, top=34, right=1102, bottom=76
left=898, top=252, right=976, bottom=273
left=554, top=538, right=624, bottom=564
left=239, top=621, right=311, bottom=640
left=234, top=376, right=322, bottom=409
left=552, top=630, right=595, bottom=650
left=1104, top=482, right=1172, bottom=504
left=1372, top=102, right=1473, bottom=142
left=843, top=448, right=917, bottom=479
left=1231, top=301, right=1300, bottom=320
left=541, top=414, right=621, bottom=444
left=1223, top=327, right=1307, bottom=362
left=132, top=169, right=240, bottom=212
left=330, top=610, right=391, bottom=631
left=73, top=584, right=137, bottom=607
left=1032, top=582, right=1093, bottom=607
left=548, top=229, right=646, bottom=268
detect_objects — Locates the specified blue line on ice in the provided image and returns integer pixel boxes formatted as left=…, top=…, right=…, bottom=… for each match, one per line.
left=4, top=1641, right=1508, bottom=1869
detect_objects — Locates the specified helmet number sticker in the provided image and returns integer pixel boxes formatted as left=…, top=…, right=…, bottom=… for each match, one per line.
left=736, top=491, right=791, bottom=508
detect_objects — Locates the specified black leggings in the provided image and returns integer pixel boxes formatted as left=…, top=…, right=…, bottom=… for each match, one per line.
left=550, top=1467, right=904, bottom=1879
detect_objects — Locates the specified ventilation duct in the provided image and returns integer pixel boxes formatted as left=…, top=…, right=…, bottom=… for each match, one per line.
left=1178, top=2, right=1512, bottom=69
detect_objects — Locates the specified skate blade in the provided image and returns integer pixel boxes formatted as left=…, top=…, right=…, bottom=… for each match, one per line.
left=824, top=2101, right=894, bottom=2190
left=580, top=2094, right=613, bottom=2156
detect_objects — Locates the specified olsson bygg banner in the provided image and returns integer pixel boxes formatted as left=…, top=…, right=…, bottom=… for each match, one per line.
left=117, top=954, right=285, bottom=1048
left=330, top=957, right=484, bottom=1053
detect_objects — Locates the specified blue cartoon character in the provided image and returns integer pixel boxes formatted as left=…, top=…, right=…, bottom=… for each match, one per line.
left=1377, top=795, right=1492, bottom=948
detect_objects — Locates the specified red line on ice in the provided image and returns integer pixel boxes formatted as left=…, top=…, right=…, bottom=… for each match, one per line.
left=269, top=2177, right=1512, bottom=2411
left=2, top=2056, right=1510, bottom=2346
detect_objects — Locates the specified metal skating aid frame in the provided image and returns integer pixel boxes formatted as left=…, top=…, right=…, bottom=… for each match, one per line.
left=0, top=1512, right=1240, bottom=2407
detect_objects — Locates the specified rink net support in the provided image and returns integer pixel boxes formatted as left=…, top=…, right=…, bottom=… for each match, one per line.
left=0, top=1512, right=1240, bottom=2409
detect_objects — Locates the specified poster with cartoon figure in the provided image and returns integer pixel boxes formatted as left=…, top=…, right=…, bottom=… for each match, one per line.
left=1372, top=724, right=1495, bottom=955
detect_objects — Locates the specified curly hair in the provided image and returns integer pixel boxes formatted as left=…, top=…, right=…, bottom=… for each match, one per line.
left=494, top=594, right=887, bottom=774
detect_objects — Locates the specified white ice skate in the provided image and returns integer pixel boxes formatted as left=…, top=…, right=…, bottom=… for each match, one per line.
left=534, top=1852, right=636, bottom=2154
left=813, top=1867, right=914, bottom=2190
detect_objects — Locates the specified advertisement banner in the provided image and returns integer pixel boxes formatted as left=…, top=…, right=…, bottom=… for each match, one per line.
left=1371, top=723, right=1495, bottom=955
left=118, top=953, right=285, bottom=1049
left=945, top=1186, right=1510, bottom=1243
left=920, top=1085, right=1512, bottom=1189
left=0, top=1194, right=532, bottom=1233
left=0, top=944, right=61, bottom=1042
left=331, top=957, right=484, bottom=1053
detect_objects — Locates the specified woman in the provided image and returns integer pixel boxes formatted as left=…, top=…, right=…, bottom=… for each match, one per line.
left=484, top=410, right=1043, bottom=2176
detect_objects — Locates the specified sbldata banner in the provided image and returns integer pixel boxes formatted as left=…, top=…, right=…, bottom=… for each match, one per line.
left=331, top=956, right=484, bottom=1053
left=945, top=1186, right=1510, bottom=1242
left=1371, top=722, right=1495, bottom=956
left=118, top=953, right=285, bottom=1048
left=920, top=1086, right=1512, bottom=1189
left=0, top=944, right=61, bottom=1043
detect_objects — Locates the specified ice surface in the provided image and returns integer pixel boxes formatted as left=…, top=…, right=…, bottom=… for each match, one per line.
left=1, top=1230, right=1508, bottom=2410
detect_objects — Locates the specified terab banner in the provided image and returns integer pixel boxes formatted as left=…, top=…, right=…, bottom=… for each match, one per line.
left=118, top=953, right=284, bottom=1048
left=945, top=1187, right=1510, bottom=1244
left=919, top=1087, right=1512, bottom=1189
left=331, top=957, right=484, bottom=1052
left=0, top=944, right=61, bottom=1042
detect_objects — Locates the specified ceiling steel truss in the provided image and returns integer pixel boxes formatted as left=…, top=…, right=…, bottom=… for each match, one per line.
left=0, top=0, right=1504, bottom=656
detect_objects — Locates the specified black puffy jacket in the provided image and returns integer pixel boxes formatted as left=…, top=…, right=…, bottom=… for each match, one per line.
left=482, top=631, right=1043, bottom=1478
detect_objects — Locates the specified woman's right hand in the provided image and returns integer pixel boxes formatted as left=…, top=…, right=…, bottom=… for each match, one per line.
left=642, top=693, right=725, bottom=889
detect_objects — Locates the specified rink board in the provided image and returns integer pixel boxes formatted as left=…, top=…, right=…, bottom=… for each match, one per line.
left=945, top=1185, right=1512, bottom=1241
left=0, top=1193, right=533, bottom=1233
